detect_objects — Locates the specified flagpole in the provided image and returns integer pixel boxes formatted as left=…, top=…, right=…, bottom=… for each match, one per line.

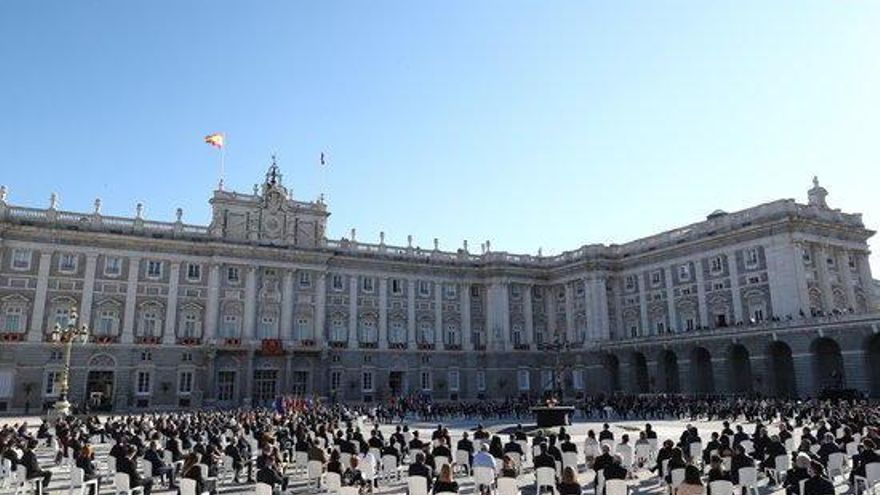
left=219, top=134, right=226, bottom=191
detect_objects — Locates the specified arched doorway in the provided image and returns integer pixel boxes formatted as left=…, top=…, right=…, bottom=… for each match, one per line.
left=657, top=350, right=680, bottom=393
left=85, top=354, right=116, bottom=412
left=604, top=354, right=621, bottom=392
left=811, top=337, right=845, bottom=393
left=631, top=352, right=649, bottom=393
left=691, top=347, right=714, bottom=395
left=866, top=335, right=880, bottom=397
left=728, top=345, right=753, bottom=394
left=768, top=341, right=797, bottom=397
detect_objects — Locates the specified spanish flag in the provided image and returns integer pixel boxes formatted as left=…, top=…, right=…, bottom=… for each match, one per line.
left=204, top=133, right=224, bottom=148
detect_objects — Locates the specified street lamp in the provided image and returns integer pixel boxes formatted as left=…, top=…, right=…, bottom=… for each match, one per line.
left=48, top=306, right=89, bottom=417
left=546, top=331, right=570, bottom=401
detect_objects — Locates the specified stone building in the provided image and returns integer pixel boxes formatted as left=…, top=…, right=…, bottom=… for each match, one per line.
left=0, top=165, right=877, bottom=413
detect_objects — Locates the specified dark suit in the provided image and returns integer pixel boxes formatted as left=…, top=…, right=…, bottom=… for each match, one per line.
left=408, top=462, right=433, bottom=490
left=21, top=450, right=52, bottom=494
left=803, top=475, right=834, bottom=495
left=117, top=456, right=152, bottom=495
left=257, top=465, right=288, bottom=492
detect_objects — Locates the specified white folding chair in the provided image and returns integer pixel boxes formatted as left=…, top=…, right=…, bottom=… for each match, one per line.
left=854, top=462, right=880, bottom=494
left=847, top=442, right=860, bottom=458
left=518, top=441, right=530, bottom=462
left=254, top=482, right=273, bottom=495
left=670, top=468, right=685, bottom=495
left=114, top=472, right=144, bottom=495
left=688, top=442, right=703, bottom=464
left=508, top=452, right=522, bottom=471
left=323, top=472, right=342, bottom=494
left=740, top=440, right=754, bottom=455
left=606, top=479, right=628, bottom=495
left=307, top=460, right=323, bottom=489
left=535, top=466, right=556, bottom=495
left=455, top=450, right=471, bottom=475
left=180, top=478, right=210, bottom=495
left=382, top=455, right=400, bottom=481
left=341, top=487, right=360, bottom=495
left=616, top=444, right=633, bottom=471
left=408, top=476, right=428, bottom=495
left=709, top=480, right=733, bottom=495
left=435, top=456, right=451, bottom=471
left=475, top=466, right=496, bottom=492
left=14, top=464, right=43, bottom=495
left=498, top=477, right=520, bottom=495
left=70, top=466, right=99, bottom=495
left=737, top=466, right=759, bottom=495
left=827, top=452, right=846, bottom=481
left=562, top=452, right=579, bottom=472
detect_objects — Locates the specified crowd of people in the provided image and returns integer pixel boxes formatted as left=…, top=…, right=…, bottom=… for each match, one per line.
left=0, top=394, right=877, bottom=495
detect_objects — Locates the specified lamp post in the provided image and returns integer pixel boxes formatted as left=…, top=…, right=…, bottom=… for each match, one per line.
left=49, top=306, right=89, bottom=417
left=546, top=331, right=570, bottom=401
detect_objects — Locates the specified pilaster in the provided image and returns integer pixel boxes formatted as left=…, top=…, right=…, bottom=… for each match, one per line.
left=434, top=281, right=442, bottom=346
left=348, top=276, right=358, bottom=347
left=792, top=241, right=811, bottom=315
left=460, top=283, right=472, bottom=349
left=121, top=256, right=141, bottom=344
left=664, top=267, right=676, bottom=332
left=564, top=284, right=575, bottom=342
left=28, top=251, right=52, bottom=342
left=315, top=272, right=326, bottom=346
left=523, top=284, right=534, bottom=345
left=243, top=266, right=257, bottom=341
left=163, top=261, right=180, bottom=345
left=79, top=253, right=98, bottom=330
left=203, top=264, right=220, bottom=342
left=815, top=245, right=834, bottom=311
left=837, top=250, right=856, bottom=311
left=727, top=252, right=743, bottom=324
left=378, top=277, right=388, bottom=350
left=243, top=348, right=254, bottom=407
left=858, top=254, right=876, bottom=309
left=280, top=269, right=294, bottom=341
left=638, top=275, right=649, bottom=337
left=582, top=278, right=594, bottom=340
left=694, top=260, right=709, bottom=328
left=596, top=276, right=610, bottom=340
left=407, top=278, right=416, bottom=347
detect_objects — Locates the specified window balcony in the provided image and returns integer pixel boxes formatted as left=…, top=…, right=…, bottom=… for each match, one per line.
left=135, top=335, right=161, bottom=345
left=473, top=343, right=486, bottom=351
left=298, top=339, right=317, bottom=348
left=92, top=335, right=119, bottom=345
left=389, top=342, right=408, bottom=350
left=1, top=332, right=26, bottom=343
left=416, top=343, right=436, bottom=351
left=221, top=338, right=242, bottom=347
left=328, top=341, right=348, bottom=349
left=513, top=343, right=530, bottom=351
left=444, top=343, right=462, bottom=351
left=359, top=341, right=378, bottom=349
left=177, top=337, right=202, bottom=346
left=260, top=338, right=284, bottom=356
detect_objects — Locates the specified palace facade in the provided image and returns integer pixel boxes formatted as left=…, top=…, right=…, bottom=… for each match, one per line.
left=0, top=164, right=877, bottom=413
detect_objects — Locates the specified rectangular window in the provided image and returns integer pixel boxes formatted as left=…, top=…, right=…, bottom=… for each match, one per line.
left=391, top=278, right=402, bottom=295
left=11, top=249, right=31, bottom=270
left=178, top=370, right=194, bottom=395
left=3, top=307, right=22, bottom=333
left=710, top=256, right=724, bottom=274
left=221, top=315, right=238, bottom=338
left=542, top=370, right=554, bottom=391
left=420, top=371, right=432, bottom=391
left=59, top=253, right=77, bottom=273
left=146, top=260, right=162, bottom=278
left=518, top=369, right=530, bottom=391
left=362, top=371, right=374, bottom=392
left=651, top=270, right=662, bottom=286
left=713, top=282, right=725, bottom=291
left=98, top=311, right=115, bottom=335
left=362, top=277, right=374, bottom=292
left=476, top=371, right=486, bottom=391
left=572, top=369, right=584, bottom=390
left=753, top=309, right=765, bottom=322
left=848, top=255, right=856, bottom=269
left=448, top=370, right=460, bottom=392
left=444, top=284, right=457, bottom=298
left=258, top=316, right=276, bottom=339
left=183, top=314, right=199, bottom=337
left=135, top=371, right=152, bottom=396
left=678, top=264, right=690, bottom=280
left=186, top=263, right=201, bottom=281
left=44, top=370, right=61, bottom=397
left=227, top=267, right=240, bottom=283
left=330, top=370, right=342, bottom=391
left=471, top=286, right=480, bottom=298
left=685, top=318, right=695, bottom=331
left=332, top=274, right=344, bottom=291
left=656, top=321, right=666, bottom=333
left=217, top=371, right=235, bottom=401
left=104, top=256, right=122, bottom=276
left=419, top=281, right=430, bottom=297
left=295, top=318, right=312, bottom=340
left=299, top=272, right=311, bottom=288
left=802, top=248, right=812, bottom=263
left=745, top=248, right=759, bottom=268
left=625, top=275, right=635, bottom=290
left=748, top=276, right=760, bottom=284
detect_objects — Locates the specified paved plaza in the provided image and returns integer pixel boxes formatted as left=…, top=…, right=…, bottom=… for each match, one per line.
left=1, top=413, right=851, bottom=495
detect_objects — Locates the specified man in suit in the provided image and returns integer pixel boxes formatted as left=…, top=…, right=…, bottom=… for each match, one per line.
left=257, top=455, right=288, bottom=494
left=730, top=444, right=755, bottom=485
left=533, top=443, right=556, bottom=470
left=503, top=435, right=524, bottom=457
left=803, top=461, right=834, bottom=495
left=117, top=445, right=153, bottom=495
left=604, top=455, right=628, bottom=481
left=407, top=452, right=433, bottom=491
left=20, top=439, right=52, bottom=494
left=599, top=424, right=614, bottom=442
left=593, top=444, right=615, bottom=474
left=851, top=439, right=880, bottom=486
left=144, top=441, right=174, bottom=487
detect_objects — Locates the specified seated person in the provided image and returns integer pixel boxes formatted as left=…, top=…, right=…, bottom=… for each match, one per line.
left=433, top=463, right=459, bottom=494
left=557, top=466, right=582, bottom=495
left=256, top=455, right=289, bottom=494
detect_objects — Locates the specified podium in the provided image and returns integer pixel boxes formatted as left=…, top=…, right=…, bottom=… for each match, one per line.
left=531, top=406, right=575, bottom=428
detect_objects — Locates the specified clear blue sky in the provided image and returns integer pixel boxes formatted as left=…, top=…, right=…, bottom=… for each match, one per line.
left=1, top=2, right=878, bottom=268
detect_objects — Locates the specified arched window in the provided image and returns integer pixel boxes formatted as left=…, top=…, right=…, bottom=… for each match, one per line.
left=295, top=317, right=313, bottom=340
left=330, top=316, right=347, bottom=342
left=417, top=320, right=433, bottom=344
left=0, top=296, right=28, bottom=334
left=389, top=320, right=406, bottom=344
left=444, top=322, right=459, bottom=345
left=359, top=317, right=377, bottom=343
left=138, top=303, right=163, bottom=337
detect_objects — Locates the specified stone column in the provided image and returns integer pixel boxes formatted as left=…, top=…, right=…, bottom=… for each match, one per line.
left=121, top=256, right=141, bottom=344
left=280, top=269, right=294, bottom=341
left=596, top=276, right=610, bottom=340
left=203, top=264, right=220, bottom=342
left=79, top=253, right=98, bottom=329
left=545, top=286, right=556, bottom=340
left=791, top=241, right=811, bottom=315
left=523, top=284, right=534, bottom=346
left=243, top=266, right=257, bottom=341
left=837, top=250, right=856, bottom=311
left=638, top=274, right=650, bottom=337
left=792, top=352, right=814, bottom=398
left=613, top=280, right=625, bottom=340
left=285, top=355, right=294, bottom=394
left=663, top=267, right=677, bottom=332
left=407, top=278, right=416, bottom=347
left=727, top=252, right=743, bottom=324
left=378, top=277, right=388, bottom=350
left=711, top=356, right=729, bottom=393
left=857, top=253, right=876, bottom=309
left=28, top=251, right=52, bottom=342
left=460, top=283, right=472, bottom=349
left=434, top=281, right=443, bottom=346
left=564, top=283, right=575, bottom=342
left=243, top=349, right=254, bottom=407
left=348, top=276, right=358, bottom=347
left=315, top=272, right=326, bottom=346
left=205, top=349, right=216, bottom=402
left=843, top=349, right=867, bottom=394
left=486, top=281, right=509, bottom=350
left=815, top=245, right=834, bottom=311
left=163, top=262, right=181, bottom=345
left=583, top=278, right=595, bottom=341
left=694, top=261, right=709, bottom=328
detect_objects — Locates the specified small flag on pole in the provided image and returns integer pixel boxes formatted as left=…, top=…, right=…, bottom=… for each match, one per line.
left=205, top=133, right=224, bottom=148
